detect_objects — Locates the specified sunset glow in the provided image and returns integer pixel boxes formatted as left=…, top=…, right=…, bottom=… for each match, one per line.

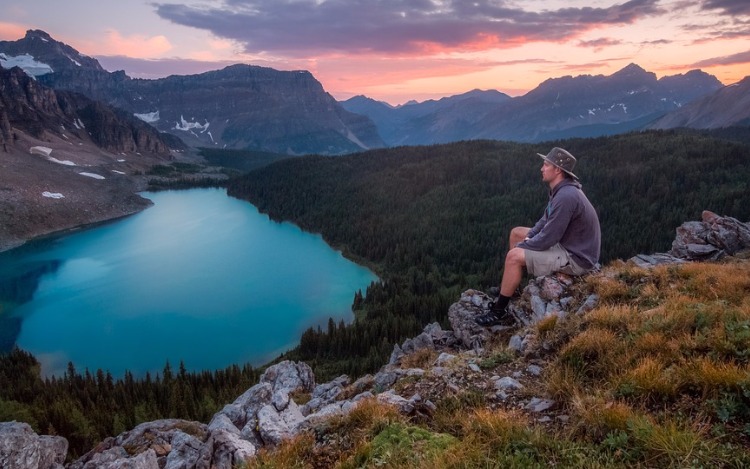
left=1, top=0, right=748, bottom=105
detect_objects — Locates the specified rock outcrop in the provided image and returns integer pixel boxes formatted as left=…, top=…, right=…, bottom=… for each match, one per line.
left=630, top=210, right=750, bottom=267
left=0, top=422, right=67, bottom=469
left=3, top=211, right=749, bottom=468
left=0, top=65, right=173, bottom=155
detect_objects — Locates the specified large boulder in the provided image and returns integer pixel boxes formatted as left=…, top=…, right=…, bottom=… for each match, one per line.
left=670, top=211, right=750, bottom=260
left=448, top=290, right=514, bottom=349
left=0, top=422, right=67, bottom=469
left=69, top=420, right=208, bottom=469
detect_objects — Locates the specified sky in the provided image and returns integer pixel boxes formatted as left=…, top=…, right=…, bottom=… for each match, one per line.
left=1, top=0, right=749, bottom=105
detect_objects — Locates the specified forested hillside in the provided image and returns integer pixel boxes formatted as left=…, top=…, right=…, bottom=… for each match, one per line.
left=227, top=130, right=750, bottom=379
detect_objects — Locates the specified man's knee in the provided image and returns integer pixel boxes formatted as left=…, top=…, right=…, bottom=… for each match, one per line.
left=505, top=247, right=526, bottom=267
left=509, top=227, right=531, bottom=247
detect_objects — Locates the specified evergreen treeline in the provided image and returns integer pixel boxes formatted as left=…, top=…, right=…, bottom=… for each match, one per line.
left=227, top=130, right=750, bottom=380
left=198, top=147, right=299, bottom=172
left=0, top=348, right=259, bottom=458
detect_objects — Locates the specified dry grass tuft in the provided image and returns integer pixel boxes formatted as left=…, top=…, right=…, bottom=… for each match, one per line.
left=616, top=357, right=679, bottom=402
left=535, top=314, right=558, bottom=337
left=569, top=392, right=636, bottom=439
left=400, top=348, right=438, bottom=370
left=676, top=358, right=750, bottom=397
left=558, top=328, right=625, bottom=381
left=586, top=304, right=638, bottom=334
left=677, top=262, right=750, bottom=304
left=244, top=433, right=315, bottom=469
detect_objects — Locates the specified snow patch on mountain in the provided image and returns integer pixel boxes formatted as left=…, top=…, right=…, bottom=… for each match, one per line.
left=135, top=111, right=160, bottom=123
left=175, top=115, right=209, bottom=133
left=0, top=53, right=53, bottom=77
left=79, top=172, right=105, bottom=180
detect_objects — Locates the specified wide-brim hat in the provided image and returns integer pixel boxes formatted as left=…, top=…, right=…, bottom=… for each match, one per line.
left=537, top=147, right=578, bottom=180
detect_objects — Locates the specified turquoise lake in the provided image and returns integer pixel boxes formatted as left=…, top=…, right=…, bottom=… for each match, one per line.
left=0, top=188, right=377, bottom=378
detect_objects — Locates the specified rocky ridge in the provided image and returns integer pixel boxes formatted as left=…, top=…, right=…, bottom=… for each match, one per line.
left=2, top=211, right=749, bottom=468
left=0, top=30, right=384, bottom=155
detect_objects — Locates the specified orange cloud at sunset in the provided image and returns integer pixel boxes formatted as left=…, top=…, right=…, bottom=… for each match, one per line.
left=78, top=30, right=173, bottom=59
left=0, top=22, right=26, bottom=40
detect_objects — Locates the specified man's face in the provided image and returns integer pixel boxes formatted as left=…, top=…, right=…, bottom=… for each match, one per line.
left=541, top=161, right=559, bottom=183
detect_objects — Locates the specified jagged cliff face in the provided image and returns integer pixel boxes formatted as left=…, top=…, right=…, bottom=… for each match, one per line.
left=0, top=66, right=173, bottom=155
left=1, top=30, right=384, bottom=155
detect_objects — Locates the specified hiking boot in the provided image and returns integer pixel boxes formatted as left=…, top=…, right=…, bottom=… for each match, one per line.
left=474, top=302, right=511, bottom=327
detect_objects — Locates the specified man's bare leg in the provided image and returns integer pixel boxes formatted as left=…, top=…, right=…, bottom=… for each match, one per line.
left=509, top=226, right=531, bottom=248
left=500, top=247, right=526, bottom=297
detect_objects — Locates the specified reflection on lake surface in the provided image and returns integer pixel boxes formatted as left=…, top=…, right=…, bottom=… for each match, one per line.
left=0, top=188, right=376, bottom=377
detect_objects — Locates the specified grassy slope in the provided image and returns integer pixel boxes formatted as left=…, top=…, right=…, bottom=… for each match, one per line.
left=246, top=258, right=750, bottom=468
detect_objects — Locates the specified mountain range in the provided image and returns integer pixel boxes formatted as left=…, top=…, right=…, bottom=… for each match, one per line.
left=342, top=64, right=740, bottom=145
left=1, top=30, right=384, bottom=155
left=2, top=29, right=749, bottom=155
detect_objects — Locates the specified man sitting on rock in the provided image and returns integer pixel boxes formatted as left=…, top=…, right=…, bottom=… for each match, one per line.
left=475, top=147, right=601, bottom=326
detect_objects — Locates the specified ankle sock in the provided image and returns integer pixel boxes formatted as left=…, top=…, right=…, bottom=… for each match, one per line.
left=492, top=294, right=511, bottom=311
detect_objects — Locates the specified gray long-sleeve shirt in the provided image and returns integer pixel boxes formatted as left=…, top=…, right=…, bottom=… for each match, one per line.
left=517, top=178, right=601, bottom=270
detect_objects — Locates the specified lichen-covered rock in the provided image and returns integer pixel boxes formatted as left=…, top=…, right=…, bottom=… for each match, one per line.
left=670, top=211, right=750, bottom=260
left=0, top=421, right=67, bottom=469
left=448, top=289, right=507, bottom=349
left=69, top=420, right=208, bottom=469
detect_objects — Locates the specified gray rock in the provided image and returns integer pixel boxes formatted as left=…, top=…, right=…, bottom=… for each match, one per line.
left=260, top=361, right=315, bottom=396
left=468, top=363, right=481, bottom=372
left=0, top=422, right=68, bottom=469
left=447, top=290, right=496, bottom=349
left=668, top=211, right=750, bottom=260
left=164, top=431, right=206, bottom=469
left=388, top=344, right=405, bottom=366
left=540, top=276, right=564, bottom=301
left=256, top=400, right=305, bottom=447
left=435, top=352, right=457, bottom=366
left=208, top=429, right=256, bottom=469
left=376, top=391, right=416, bottom=414
left=508, top=334, right=525, bottom=353
left=70, top=420, right=208, bottom=469
left=373, top=369, right=400, bottom=391
left=494, top=377, right=524, bottom=391
left=525, top=398, right=555, bottom=413
left=576, top=294, right=599, bottom=315
left=526, top=365, right=542, bottom=376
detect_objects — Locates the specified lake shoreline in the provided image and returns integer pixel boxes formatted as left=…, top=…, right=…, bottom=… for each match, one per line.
left=2, top=188, right=377, bottom=379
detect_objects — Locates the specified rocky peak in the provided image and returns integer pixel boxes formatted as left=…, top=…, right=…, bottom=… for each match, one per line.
left=610, top=63, right=654, bottom=80
left=0, top=65, right=172, bottom=155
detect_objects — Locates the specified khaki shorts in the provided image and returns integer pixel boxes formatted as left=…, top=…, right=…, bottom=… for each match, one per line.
left=524, top=243, right=588, bottom=277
